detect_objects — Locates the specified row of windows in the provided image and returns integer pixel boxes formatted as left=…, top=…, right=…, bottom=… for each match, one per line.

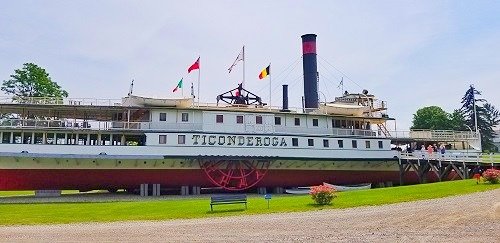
left=159, top=112, right=322, bottom=126
left=159, top=134, right=186, bottom=144
left=216, top=114, right=266, bottom=124
left=159, top=113, right=189, bottom=122
left=216, top=114, right=318, bottom=126
left=289, top=138, right=383, bottom=148
left=158, top=134, right=384, bottom=149
left=158, top=113, right=368, bottom=129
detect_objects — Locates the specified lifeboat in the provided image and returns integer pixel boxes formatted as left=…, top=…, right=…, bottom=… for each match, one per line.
left=319, top=102, right=366, bottom=116
left=122, top=95, right=193, bottom=108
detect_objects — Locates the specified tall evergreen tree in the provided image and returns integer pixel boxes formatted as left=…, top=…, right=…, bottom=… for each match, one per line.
left=460, top=85, right=500, bottom=151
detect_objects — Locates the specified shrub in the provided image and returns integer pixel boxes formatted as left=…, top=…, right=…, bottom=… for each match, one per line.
left=310, top=184, right=337, bottom=205
left=482, top=169, right=500, bottom=184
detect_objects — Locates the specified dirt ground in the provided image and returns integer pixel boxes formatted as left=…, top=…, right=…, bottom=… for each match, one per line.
left=1, top=189, right=499, bottom=242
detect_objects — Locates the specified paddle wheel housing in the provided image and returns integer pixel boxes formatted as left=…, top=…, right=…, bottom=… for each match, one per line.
left=198, top=158, right=271, bottom=191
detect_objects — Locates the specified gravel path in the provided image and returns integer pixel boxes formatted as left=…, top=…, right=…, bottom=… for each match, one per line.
left=1, top=189, right=499, bottom=242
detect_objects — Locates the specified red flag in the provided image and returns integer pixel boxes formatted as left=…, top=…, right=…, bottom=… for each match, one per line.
left=188, top=57, right=200, bottom=73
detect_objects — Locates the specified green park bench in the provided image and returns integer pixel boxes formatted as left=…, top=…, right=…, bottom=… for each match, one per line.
left=210, top=194, right=247, bottom=211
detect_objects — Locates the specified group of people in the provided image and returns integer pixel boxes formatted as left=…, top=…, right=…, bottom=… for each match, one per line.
left=420, top=143, right=446, bottom=156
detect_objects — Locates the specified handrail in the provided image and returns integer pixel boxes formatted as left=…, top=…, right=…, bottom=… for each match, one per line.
left=0, top=96, right=122, bottom=106
left=0, top=96, right=389, bottom=118
left=388, top=130, right=479, bottom=140
left=399, top=151, right=500, bottom=165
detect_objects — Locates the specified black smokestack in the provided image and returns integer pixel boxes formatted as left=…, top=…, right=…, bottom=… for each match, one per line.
left=282, top=84, right=289, bottom=111
left=301, top=34, right=319, bottom=109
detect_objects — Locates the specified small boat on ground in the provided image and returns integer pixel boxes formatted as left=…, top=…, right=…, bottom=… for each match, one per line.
left=284, top=189, right=310, bottom=195
left=285, top=183, right=371, bottom=194
left=323, top=182, right=371, bottom=191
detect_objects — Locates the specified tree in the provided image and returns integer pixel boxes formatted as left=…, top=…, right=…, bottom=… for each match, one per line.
left=1, top=63, right=68, bottom=98
left=460, top=85, right=500, bottom=152
left=411, top=106, right=451, bottom=130
left=448, top=110, right=467, bottom=131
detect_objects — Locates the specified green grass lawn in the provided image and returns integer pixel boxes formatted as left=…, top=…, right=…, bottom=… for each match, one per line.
left=0, top=180, right=498, bottom=226
left=481, top=153, right=500, bottom=162
left=0, top=190, right=81, bottom=197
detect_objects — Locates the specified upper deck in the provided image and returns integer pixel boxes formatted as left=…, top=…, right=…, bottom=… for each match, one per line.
left=0, top=94, right=389, bottom=119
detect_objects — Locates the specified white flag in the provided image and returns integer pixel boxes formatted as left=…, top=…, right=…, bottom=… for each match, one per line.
left=228, top=46, right=244, bottom=73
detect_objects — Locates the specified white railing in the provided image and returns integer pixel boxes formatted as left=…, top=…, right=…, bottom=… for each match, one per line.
left=0, top=96, right=391, bottom=119
left=388, top=130, right=479, bottom=140
left=399, top=151, right=500, bottom=165
left=194, top=102, right=305, bottom=113
left=0, top=118, right=209, bottom=132
left=0, top=96, right=122, bottom=107
left=274, top=126, right=382, bottom=137
left=0, top=119, right=144, bottom=131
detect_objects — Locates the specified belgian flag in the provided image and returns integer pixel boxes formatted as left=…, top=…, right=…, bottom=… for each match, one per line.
left=258, top=65, right=270, bottom=79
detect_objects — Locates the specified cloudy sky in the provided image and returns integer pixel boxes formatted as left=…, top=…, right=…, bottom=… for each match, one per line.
left=1, top=0, right=499, bottom=130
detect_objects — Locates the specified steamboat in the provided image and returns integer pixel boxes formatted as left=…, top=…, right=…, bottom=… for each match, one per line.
left=0, top=34, right=410, bottom=194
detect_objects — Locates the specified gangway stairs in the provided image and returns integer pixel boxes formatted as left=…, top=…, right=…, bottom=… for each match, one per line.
left=377, top=123, right=391, bottom=137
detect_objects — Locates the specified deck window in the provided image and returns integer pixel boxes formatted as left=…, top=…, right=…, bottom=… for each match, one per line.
left=333, top=119, right=341, bottom=128
left=292, top=138, right=299, bottom=147
left=159, top=113, right=167, bottom=121
left=341, top=120, right=347, bottom=128
left=378, top=141, right=384, bottom=149
left=338, top=140, right=344, bottom=148
left=323, top=139, right=329, bottom=148
left=256, top=115, right=263, bottom=124
left=216, top=114, right=224, bottom=123
left=355, top=121, right=360, bottom=129
left=275, top=117, right=282, bottom=125
left=352, top=140, right=358, bottom=148
left=181, top=113, right=189, bottom=122
left=159, top=135, right=167, bottom=144
left=178, top=135, right=185, bottom=144
left=236, top=115, right=244, bottom=124
left=308, top=139, right=314, bottom=146
left=312, top=119, right=318, bottom=127
left=365, top=140, right=371, bottom=148
left=294, top=118, right=300, bottom=126
left=1, top=132, right=11, bottom=144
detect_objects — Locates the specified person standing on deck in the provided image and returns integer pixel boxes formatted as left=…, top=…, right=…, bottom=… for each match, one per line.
left=427, top=145, right=434, bottom=158
left=439, top=144, right=446, bottom=157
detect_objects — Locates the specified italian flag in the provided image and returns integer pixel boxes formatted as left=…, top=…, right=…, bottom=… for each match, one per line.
left=172, top=78, right=183, bottom=92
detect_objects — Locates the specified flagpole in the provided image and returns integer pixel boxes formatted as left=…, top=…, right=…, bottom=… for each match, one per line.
left=472, top=84, right=478, bottom=133
left=242, top=46, right=245, bottom=88
left=269, top=63, right=271, bottom=110
left=197, top=57, right=201, bottom=107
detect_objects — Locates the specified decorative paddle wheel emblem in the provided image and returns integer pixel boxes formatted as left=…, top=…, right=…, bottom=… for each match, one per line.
left=199, top=159, right=271, bottom=191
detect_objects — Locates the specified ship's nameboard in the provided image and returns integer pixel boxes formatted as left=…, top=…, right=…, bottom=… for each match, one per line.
left=192, top=134, right=287, bottom=147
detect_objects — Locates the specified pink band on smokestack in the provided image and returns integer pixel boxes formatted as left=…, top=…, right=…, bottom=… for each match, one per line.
left=302, top=41, right=316, bottom=54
